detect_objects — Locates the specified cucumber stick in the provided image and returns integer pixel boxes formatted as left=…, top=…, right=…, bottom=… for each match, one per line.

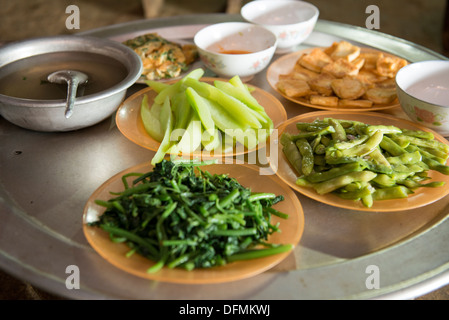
left=151, top=96, right=174, bottom=165
left=140, top=68, right=274, bottom=164
left=185, top=87, right=215, bottom=136
left=140, top=94, right=164, bottom=142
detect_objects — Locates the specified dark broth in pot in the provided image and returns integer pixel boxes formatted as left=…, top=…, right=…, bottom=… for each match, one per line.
left=0, top=51, right=128, bottom=100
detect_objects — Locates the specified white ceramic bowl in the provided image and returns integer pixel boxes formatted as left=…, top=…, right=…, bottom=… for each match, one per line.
left=241, top=0, right=319, bottom=52
left=0, top=35, right=143, bottom=132
left=194, top=22, right=277, bottom=78
left=396, top=60, right=449, bottom=136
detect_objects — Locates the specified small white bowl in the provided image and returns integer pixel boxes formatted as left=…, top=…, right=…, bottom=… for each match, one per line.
left=396, top=60, right=449, bottom=136
left=194, top=22, right=277, bottom=79
left=241, top=0, right=319, bottom=52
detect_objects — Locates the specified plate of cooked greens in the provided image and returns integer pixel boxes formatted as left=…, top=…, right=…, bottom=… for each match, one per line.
left=270, top=111, right=449, bottom=212
left=83, top=160, right=304, bottom=284
left=115, top=69, right=287, bottom=164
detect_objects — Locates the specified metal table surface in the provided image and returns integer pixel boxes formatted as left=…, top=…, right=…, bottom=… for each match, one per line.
left=1, top=14, right=449, bottom=300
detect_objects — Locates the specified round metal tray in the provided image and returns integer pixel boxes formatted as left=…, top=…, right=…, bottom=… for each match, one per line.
left=1, top=14, right=449, bottom=300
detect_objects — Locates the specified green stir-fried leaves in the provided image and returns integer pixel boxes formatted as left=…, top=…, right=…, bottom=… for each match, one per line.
left=282, top=118, right=449, bottom=208
left=90, top=160, right=291, bottom=272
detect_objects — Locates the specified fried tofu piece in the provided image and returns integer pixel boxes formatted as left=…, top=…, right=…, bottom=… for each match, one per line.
left=375, top=78, right=396, bottom=89
left=277, top=79, right=312, bottom=98
left=331, top=78, right=366, bottom=100
left=298, top=48, right=333, bottom=73
left=351, top=57, right=366, bottom=70
left=364, top=87, right=397, bottom=104
left=290, top=62, right=321, bottom=80
left=308, top=73, right=336, bottom=96
left=326, top=41, right=361, bottom=62
left=355, top=69, right=387, bottom=86
left=338, top=99, right=373, bottom=108
left=278, top=72, right=308, bottom=82
left=376, top=56, right=408, bottom=78
left=309, top=95, right=339, bottom=107
left=278, top=60, right=319, bottom=82
left=323, top=42, right=338, bottom=56
left=359, top=52, right=384, bottom=70
left=322, top=58, right=362, bottom=78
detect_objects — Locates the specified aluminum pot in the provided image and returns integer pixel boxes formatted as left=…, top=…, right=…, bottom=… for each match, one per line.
left=0, top=35, right=143, bottom=132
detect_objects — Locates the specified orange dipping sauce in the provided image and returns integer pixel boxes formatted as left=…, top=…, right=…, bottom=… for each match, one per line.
left=219, top=49, right=252, bottom=54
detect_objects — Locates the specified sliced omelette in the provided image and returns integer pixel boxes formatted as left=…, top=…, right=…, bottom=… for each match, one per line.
left=124, top=33, right=198, bottom=81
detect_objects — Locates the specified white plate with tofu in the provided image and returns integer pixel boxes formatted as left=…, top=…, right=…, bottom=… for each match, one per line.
left=266, top=41, right=408, bottom=112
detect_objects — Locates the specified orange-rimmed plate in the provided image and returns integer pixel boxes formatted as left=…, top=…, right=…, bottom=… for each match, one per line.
left=83, top=162, right=304, bottom=284
left=116, top=77, right=287, bottom=157
left=270, top=111, right=449, bottom=212
left=266, top=48, right=402, bottom=112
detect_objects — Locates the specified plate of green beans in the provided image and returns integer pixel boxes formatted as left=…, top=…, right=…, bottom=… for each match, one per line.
left=272, top=111, right=449, bottom=212
left=83, top=160, right=304, bottom=284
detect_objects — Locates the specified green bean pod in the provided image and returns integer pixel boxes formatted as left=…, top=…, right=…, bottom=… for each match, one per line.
left=281, top=134, right=303, bottom=175
left=313, top=170, right=377, bottom=195
left=372, top=186, right=412, bottom=200
left=295, top=138, right=314, bottom=176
